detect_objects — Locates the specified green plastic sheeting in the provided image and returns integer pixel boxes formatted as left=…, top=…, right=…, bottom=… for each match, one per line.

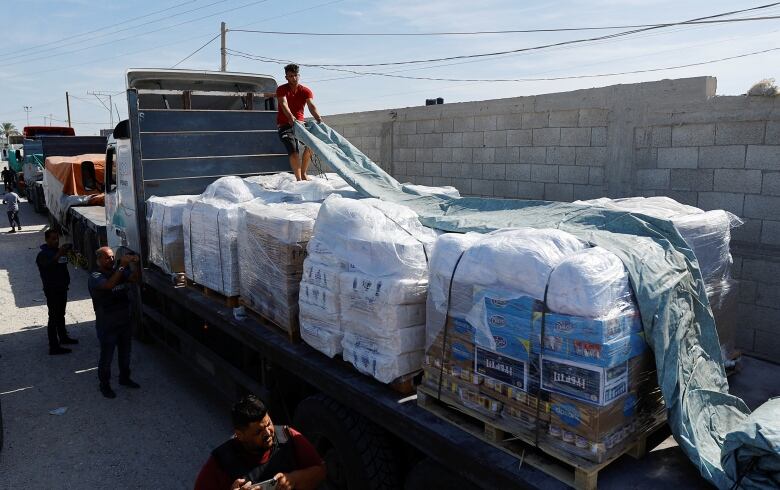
left=295, top=121, right=780, bottom=489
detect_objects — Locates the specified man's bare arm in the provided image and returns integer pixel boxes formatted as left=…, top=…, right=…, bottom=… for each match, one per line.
left=277, top=96, right=296, bottom=125
left=306, top=99, right=322, bottom=123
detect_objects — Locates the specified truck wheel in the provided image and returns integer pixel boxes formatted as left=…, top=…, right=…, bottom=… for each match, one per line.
left=404, top=458, right=462, bottom=490
left=293, top=394, right=401, bottom=490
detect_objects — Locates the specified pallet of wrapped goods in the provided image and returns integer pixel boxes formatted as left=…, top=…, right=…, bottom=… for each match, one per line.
left=238, top=201, right=321, bottom=340
left=147, top=195, right=196, bottom=275
left=183, top=177, right=255, bottom=302
left=300, top=195, right=437, bottom=384
left=419, top=229, right=667, bottom=490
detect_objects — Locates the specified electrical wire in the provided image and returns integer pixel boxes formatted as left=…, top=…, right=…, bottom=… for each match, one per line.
left=236, top=3, right=780, bottom=67
left=171, top=33, right=222, bottom=68
left=227, top=45, right=780, bottom=82
left=229, top=14, right=780, bottom=36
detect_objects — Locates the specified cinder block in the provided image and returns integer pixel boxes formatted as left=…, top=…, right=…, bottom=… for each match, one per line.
left=716, top=121, right=765, bottom=145
left=636, top=169, right=670, bottom=190
left=473, top=148, right=496, bottom=164
left=451, top=178, right=472, bottom=195
left=359, top=125, right=383, bottom=138
left=665, top=191, right=698, bottom=207
left=698, top=191, right=744, bottom=215
left=714, top=169, right=762, bottom=194
left=423, top=162, right=442, bottom=177
left=507, top=129, right=532, bottom=146
left=424, top=133, right=443, bottom=148
left=560, top=127, right=591, bottom=147
left=392, top=163, right=407, bottom=176
left=575, top=147, right=607, bottom=166
left=415, top=176, right=434, bottom=186
left=699, top=145, right=746, bottom=169
left=589, top=167, right=605, bottom=185
left=634, top=148, right=658, bottom=169
left=544, top=183, right=574, bottom=202
left=453, top=117, right=475, bottom=132
left=398, top=148, right=415, bottom=161
left=766, top=121, right=780, bottom=144
left=471, top=179, right=495, bottom=196
left=497, top=114, right=524, bottom=130
left=431, top=176, right=453, bottom=187
left=635, top=126, right=671, bottom=148
left=484, top=130, right=508, bottom=147
left=452, top=148, right=473, bottom=163
left=443, top=133, right=463, bottom=148
left=441, top=163, right=460, bottom=178
left=407, top=134, right=424, bottom=148
left=670, top=169, right=713, bottom=191
left=518, top=147, right=547, bottom=164
left=522, top=112, right=549, bottom=129
left=495, top=147, right=519, bottom=163
left=732, top=218, right=761, bottom=242
left=343, top=126, right=359, bottom=137
left=506, top=163, right=531, bottom=181
left=415, top=148, right=432, bottom=162
left=578, top=108, right=609, bottom=127
left=460, top=162, right=482, bottom=179
left=547, top=147, right=575, bottom=166
left=746, top=145, right=780, bottom=169
left=462, top=132, right=485, bottom=148
left=761, top=220, right=780, bottom=246
left=754, top=329, right=780, bottom=361
left=744, top=195, right=780, bottom=219
left=591, top=127, right=607, bottom=147
left=417, top=120, right=435, bottom=133
left=558, top=165, right=589, bottom=184
left=672, top=123, right=715, bottom=147
left=531, top=164, right=558, bottom=183
left=474, top=115, right=498, bottom=131
left=549, top=110, right=579, bottom=128
left=434, top=118, right=455, bottom=133
left=533, top=128, right=561, bottom=146
left=494, top=180, right=519, bottom=198
left=517, top=181, right=546, bottom=199
left=573, top=184, right=607, bottom=201
left=482, top=164, right=506, bottom=180
left=433, top=148, right=453, bottom=163
left=658, top=147, right=699, bottom=169
left=406, top=162, right=424, bottom=176
left=743, top=258, right=780, bottom=285
left=763, top=172, right=780, bottom=196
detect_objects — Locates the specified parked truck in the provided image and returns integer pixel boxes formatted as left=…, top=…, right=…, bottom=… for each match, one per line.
left=98, top=69, right=718, bottom=490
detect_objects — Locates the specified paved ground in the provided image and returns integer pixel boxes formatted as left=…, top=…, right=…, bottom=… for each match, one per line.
left=0, top=198, right=232, bottom=489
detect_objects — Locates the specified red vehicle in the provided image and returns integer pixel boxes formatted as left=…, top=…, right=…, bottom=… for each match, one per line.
left=23, top=126, right=75, bottom=138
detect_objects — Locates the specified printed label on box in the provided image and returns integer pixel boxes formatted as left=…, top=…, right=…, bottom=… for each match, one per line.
left=475, top=347, right=528, bottom=391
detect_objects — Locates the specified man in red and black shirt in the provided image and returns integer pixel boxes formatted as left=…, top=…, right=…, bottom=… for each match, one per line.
left=195, top=395, right=326, bottom=490
left=276, top=63, right=322, bottom=181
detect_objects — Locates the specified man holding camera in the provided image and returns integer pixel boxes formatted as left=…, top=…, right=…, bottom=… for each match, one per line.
left=88, top=246, right=141, bottom=399
left=36, top=229, right=78, bottom=355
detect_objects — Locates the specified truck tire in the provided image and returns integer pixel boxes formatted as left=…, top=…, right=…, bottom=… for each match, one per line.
left=403, top=458, right=463, bottom=490
left=293, top=394, right=401, bottom=490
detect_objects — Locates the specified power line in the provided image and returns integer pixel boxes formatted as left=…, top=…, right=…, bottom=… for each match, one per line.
left=240, top=3, right=780, bottom=67
left=171, top=33, right=222, bottom=68
left=229, top=15, right=780, bottom=36
left=227, top=45, right=780, bottom=83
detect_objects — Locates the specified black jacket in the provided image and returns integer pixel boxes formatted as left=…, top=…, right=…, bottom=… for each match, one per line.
left=36, top=245, right=70, bottom=291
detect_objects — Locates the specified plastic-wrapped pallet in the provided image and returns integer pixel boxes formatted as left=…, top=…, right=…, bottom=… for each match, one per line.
left=302, top=195, right=437, bottom=383
left=238, top=200, right=321, bottom=333
left=146, top=195, right=196, bottom=274
left=243, top=171, right=358, bottom=203
left=299, top=255, right=345, bottom=357
left=182, top=177, right=255, bottom=296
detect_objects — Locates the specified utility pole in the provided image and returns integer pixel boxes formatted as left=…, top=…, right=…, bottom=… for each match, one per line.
left=220, top=22, right=227, bottom=72
left=87, top=91, right=115, bottom=129
left=23, top=106, right=31, bottom=126
left=46, top=114, right=54, bottom=126
left=66, top=92, right=72, bottom=128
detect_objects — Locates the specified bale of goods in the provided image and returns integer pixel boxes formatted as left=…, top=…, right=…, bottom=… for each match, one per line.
left=146, top=195, right=195, bottom=274
left=301, top=195, right=437, bottom=383
left=238, top=201, right=321, bottom=333
left=423, top=228, right=664, bottom=463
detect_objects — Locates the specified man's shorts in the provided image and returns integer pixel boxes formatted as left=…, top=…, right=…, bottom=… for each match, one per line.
left=278, top=124, right=305, bottom=155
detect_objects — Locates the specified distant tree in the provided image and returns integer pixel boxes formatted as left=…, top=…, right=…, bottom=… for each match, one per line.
left=1, top=122, right=19, bottom=142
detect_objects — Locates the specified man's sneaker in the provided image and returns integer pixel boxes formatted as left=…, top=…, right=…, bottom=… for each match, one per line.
left=17, top=226, right=21, bottom=230
left=60, top=337, right=79, bottom=345
left=119, top=378, right=141, bottom=389
left=9, top=228, right=15, bottom=233
left=49, top=346, right=72, bottom=355
left=100, top=385, right=117, bottom=399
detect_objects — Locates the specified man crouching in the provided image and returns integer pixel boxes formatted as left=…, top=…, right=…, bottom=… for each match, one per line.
left=195, top=395, right=326, bottom=490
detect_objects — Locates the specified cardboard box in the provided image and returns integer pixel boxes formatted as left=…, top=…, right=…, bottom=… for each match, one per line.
left=541, top=356, right=628, bottom=406
left=475, top=346, right=529, bottom=392
left=534, top=332, right=648, bottom=367
left=532, top=308, right=642, bottom=344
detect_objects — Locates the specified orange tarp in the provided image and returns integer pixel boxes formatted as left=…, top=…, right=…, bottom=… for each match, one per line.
left=45, top=154, right=105, bottom=196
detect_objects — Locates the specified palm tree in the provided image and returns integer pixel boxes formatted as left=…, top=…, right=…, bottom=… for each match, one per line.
left=1, top=122, right=19, bottom=144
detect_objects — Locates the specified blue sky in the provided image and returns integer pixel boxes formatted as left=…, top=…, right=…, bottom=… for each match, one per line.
left=1, top=0, right=778, bottom=135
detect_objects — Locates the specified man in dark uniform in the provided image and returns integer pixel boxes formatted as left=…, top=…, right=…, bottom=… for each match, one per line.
left=1, top=167, right=10, bottom=191
left=88, top=246, right=141, bottom=399
left=36, top=229, right=78, bottom=355
left=195, top=395, right=326, bottom=490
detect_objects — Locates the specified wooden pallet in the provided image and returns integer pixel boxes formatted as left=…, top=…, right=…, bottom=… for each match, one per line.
left=186, top=280, right=239, bottom=308
left=389, top=370, right=421, bottom=397
left=417, top=385, right=666, bottom=490
left=239, top=299, right=301, bottom=344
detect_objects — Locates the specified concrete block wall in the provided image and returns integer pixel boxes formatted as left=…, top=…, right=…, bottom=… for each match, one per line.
left=325, top=77, right=780, bottom=363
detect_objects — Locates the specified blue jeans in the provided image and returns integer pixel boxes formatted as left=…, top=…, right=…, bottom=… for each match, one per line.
left=96, top=321, right=132, bottom=386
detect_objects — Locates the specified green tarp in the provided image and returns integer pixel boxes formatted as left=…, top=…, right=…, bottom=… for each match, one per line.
left=295, top=121, right=780, bottom=489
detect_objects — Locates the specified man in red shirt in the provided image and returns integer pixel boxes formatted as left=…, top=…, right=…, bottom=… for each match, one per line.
left=276, top=63, right=322, bottom=181
left=195, top=395, right=326, bottom=490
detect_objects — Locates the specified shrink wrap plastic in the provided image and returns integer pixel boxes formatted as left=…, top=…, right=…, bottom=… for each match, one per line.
left=183, top=177, right=254, bottom=296
left=147, top=195, right=196, bottom=274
